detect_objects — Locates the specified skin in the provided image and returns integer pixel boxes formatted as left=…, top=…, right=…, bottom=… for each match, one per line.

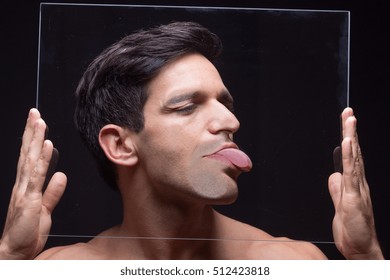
left=0, top=109, right=67, bottom=260
left=1, top=54, right=383, bottom=260
left=328, top=108, right=383, bottom=259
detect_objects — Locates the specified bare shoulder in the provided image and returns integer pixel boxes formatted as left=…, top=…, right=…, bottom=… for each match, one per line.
left=214, top=211, right=327, bottom=260
left=35, top=226, right=124, bottom=260
left=248, top=237, right=327, bottom=260
left=35, top=242, right=106, bottom=260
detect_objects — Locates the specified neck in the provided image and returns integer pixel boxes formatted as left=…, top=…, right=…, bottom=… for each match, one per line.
left=116, top=170, right=218, bottom=259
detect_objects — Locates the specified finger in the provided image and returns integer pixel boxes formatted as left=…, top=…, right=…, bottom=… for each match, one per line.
left=357, top=145, right=369, bottom=196
left=21, top=109, right=42, bottom=155
left=19, top=119, right=47, bottom=192
left=349, top=117, right=369, bottom=195
left=15, top=109, right=42, bottom=184
left=42, top=147, right=59, bottom=192
left=341, top=107, right=354, bottom=139
left=42, top=172, right=67, bottom=214
left=350, top=118, right=366, bottom=179
left=344, top=116, right=358, bottom=159
left=328, top=172, right=342, bottom=207
left=25, top=139, right=53, bottom=195
left=342, top=136, right=360, bottom=195
left=344, top=115, right=367, bottom=186
left=333, top=146, right=342, bottom=173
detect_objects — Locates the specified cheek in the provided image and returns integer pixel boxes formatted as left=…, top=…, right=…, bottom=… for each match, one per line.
left=136, top=125, right=194, bottom=177
left=139, top=120, right=198, bottom=160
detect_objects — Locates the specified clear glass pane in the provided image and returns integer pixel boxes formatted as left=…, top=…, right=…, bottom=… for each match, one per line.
left=37, top=3, right=349, bottom=256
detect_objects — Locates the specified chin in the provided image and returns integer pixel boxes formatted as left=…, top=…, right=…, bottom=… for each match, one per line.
left=186, top=168, right=240, bottom=205
left=210, top=193, right=238, bottom=206
left=201, top=181, right=239, bottom=206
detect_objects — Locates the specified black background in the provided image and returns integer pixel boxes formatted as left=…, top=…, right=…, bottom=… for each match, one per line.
left=1, top=0, right=389, bottom=260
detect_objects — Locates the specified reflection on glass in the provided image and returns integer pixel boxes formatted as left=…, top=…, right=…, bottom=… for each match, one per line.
left=37, top=3, right=349, bottom=254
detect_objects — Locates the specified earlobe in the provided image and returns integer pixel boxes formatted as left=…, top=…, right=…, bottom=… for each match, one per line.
left=99, top=124, right=138, bottom=166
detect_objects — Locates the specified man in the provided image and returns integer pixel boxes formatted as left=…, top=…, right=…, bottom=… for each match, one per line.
left=0, top=22, right=384, bottom=259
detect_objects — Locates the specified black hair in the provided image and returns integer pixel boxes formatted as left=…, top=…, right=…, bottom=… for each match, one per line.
left=74, top=21, right=223, bottom=189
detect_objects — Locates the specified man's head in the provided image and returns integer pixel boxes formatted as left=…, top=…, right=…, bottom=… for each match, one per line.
left=124, top=53, right=252, bottom=204
left=74, top=22, right=223, bottom=189
left=75, top=22, right=252, bottom=204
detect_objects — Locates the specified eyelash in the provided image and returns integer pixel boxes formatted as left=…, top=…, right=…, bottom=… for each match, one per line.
left=173, top=101, right=234, bottom=115
left=175, top=104, right=197, bottom=115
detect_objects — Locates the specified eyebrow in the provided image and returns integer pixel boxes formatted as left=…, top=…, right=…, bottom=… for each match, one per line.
left=164, top=92, right=201, bottom=107
left=164, top=89, right=234, bottom=107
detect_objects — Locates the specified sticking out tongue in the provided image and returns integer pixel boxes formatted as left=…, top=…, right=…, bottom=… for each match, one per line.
left=215, top=148, right=252, bottom=172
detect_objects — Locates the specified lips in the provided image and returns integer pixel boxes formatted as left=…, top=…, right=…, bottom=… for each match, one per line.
left=210, top=147, right=252, bottom=172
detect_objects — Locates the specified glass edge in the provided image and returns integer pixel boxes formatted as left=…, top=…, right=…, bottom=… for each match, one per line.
left=39, top=2, right=351, bottom=13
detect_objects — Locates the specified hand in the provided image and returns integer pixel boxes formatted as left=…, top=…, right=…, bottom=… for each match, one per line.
left=328, top=107, right=384, bottom=259
left=0, top=108, right=67, bottom=259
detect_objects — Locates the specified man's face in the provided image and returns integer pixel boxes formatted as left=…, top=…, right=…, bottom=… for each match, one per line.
left=134, top=53, right=252, bottom=205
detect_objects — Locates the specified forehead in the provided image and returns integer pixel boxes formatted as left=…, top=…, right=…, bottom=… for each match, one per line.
left=146, top=53, right=227, bottom=102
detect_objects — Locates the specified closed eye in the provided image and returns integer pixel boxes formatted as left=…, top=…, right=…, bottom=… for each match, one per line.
left=175, top=103, right=197, bottom=115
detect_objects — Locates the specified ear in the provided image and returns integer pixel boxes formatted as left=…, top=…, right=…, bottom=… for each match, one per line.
left=99, top=124, right=138, bottom=167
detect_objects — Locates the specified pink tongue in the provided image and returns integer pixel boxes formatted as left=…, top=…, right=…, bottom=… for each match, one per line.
left=216, top=148, right=252, bottom=172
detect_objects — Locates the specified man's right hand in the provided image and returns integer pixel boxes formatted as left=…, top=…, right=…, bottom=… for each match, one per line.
left=0, top=108, right=67, bottom=259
